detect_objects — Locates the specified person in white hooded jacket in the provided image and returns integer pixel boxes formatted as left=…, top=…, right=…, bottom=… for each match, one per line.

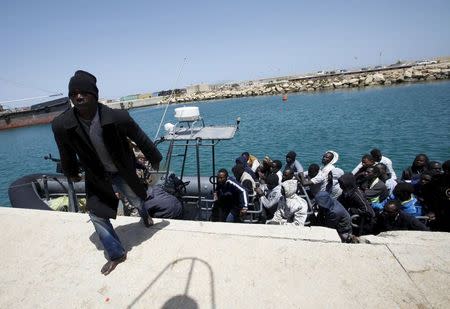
left=321, top=150, right=344, bottom=199
left=267, top=179, right=308, bottom=226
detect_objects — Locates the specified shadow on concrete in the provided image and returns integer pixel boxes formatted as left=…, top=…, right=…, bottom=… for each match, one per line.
left=127, top=257, right=216, bottom=309
left=89, top=219, right=170, bottom=255
left=162, top=295, right=198, bottom=309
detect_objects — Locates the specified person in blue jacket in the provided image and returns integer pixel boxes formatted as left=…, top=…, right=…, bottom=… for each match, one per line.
left=393, top=183, right=422, bottom=216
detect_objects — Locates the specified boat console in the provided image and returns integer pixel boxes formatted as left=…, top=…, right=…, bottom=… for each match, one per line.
left=155, top=106, right=239, bottom=220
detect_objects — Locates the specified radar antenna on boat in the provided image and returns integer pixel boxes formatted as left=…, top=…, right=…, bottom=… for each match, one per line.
left=154, top=57, right=188, bottom=139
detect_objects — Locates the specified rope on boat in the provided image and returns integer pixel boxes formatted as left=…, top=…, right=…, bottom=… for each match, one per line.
left=154, top=57, right=188, bottom=140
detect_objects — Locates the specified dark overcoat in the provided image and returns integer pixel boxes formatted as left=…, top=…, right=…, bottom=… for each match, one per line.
left=52, top=103, right=162, bottom=219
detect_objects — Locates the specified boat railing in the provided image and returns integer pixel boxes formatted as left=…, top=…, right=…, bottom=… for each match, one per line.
left=297, top=184, right=315, bottom=226
left=43, top=154, right=79, bottom=212
left=171, top=118, right=206, bottom=137
left=243, top=193, right=262, bottom=223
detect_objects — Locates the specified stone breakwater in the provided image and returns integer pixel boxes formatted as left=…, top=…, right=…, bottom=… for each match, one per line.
left=166, top=62, right=450, bottom=103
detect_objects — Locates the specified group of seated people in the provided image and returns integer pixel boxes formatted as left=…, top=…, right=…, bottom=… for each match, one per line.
left=210, top=149, right=449, bottom=241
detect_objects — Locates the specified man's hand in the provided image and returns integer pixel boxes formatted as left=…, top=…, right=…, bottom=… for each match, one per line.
left=255, top=187, right=264, bottom=196
left=240, top=207, right=248, bottom=216
left=426, top=212, right=436, bottom=221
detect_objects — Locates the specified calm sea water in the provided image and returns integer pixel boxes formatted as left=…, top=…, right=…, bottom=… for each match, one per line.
left=1, top=81, right=449, bottom=206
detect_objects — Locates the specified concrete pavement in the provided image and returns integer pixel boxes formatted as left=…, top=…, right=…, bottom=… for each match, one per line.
left=0, top=207, right=448, bottom=308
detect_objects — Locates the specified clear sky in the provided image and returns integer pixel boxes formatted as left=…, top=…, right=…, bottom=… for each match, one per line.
left=2, top=0, right=450, bottom=106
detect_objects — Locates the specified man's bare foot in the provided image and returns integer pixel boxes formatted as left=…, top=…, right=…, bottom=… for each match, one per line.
left=140, top=211, right=154, bottom=228
left=101, top=254, right=126, bottom=276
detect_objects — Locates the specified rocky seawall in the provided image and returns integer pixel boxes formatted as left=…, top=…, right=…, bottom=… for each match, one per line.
left=166, top=62, right=450, bottom=103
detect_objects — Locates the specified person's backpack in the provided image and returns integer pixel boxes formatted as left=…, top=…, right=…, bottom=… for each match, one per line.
left=162, top=173, right=189, bottom=199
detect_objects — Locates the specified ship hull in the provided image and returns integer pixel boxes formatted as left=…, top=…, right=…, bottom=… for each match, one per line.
left=0, top=97, right=69, bottom=130
left=0, top=110, right=64, bottom=130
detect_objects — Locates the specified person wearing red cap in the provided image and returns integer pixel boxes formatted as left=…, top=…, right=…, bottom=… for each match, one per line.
left=52, top=70, right=162, bottom=275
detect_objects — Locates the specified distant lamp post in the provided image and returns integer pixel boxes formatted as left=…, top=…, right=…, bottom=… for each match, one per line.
left=354, top=56, right=358, bottom=70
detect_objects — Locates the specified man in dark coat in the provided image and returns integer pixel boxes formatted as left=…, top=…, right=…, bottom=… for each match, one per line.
left=52, top=70, right=162, bottom=275
left=422, top=160, right=450, bottom=231
left=315, top=192, right=354, bottom=242
left=374, top=200, right=429, bottom=234
left=144, top=186, right=183, bottom=219
left=360, top=166, right=389, bottom=204
left=338, top=173, right=375, bottom=235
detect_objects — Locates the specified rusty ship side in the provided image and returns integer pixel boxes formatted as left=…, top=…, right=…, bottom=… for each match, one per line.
left=0, top=97, right=70, bottom=130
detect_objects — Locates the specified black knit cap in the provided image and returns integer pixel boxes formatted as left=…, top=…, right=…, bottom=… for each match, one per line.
left=68, top=70, right=99, bottom=99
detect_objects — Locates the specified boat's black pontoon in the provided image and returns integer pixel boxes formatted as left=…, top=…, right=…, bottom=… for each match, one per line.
left=8, top=154, right=85, bottom=212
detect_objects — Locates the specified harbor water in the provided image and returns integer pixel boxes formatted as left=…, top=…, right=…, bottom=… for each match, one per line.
left=1, top=81, right=449, bottom=207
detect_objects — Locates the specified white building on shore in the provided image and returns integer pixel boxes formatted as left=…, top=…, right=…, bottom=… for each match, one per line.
left=186, top=84, right=213, bottom=95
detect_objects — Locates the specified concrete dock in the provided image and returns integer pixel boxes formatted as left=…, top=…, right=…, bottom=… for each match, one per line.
left=0, top=207, right=449, bottom=308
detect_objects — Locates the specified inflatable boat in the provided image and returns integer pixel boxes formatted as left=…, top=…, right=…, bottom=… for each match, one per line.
left=8, top=106, right=261, bottom=221
left=8, top=173, right=86, bottom=212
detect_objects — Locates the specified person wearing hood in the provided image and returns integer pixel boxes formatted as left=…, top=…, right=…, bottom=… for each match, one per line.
left=241, top=152, right=260, bottom=173
left=338, top=173, right=375, bottom=235
left=232, top=163, right=256, bottom=195
left=321, top=150, right=344, bottom=199
left=235, top=155, right=257, bottom=180
left=315, top=192, right=354, bottom=242
left=267, top=179, right=308, bottom=226
left=284, top=151, right=304, bottom=175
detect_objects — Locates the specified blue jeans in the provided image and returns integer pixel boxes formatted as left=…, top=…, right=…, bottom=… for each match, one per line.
left=111, top=174, right=145, bottom=214
left=90, top=174, right=145, bottom=260
left=89, top=212, right=125, bottom=260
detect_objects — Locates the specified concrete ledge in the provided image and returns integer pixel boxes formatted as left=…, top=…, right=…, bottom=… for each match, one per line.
left=0, top=207, right=448, bottom=308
